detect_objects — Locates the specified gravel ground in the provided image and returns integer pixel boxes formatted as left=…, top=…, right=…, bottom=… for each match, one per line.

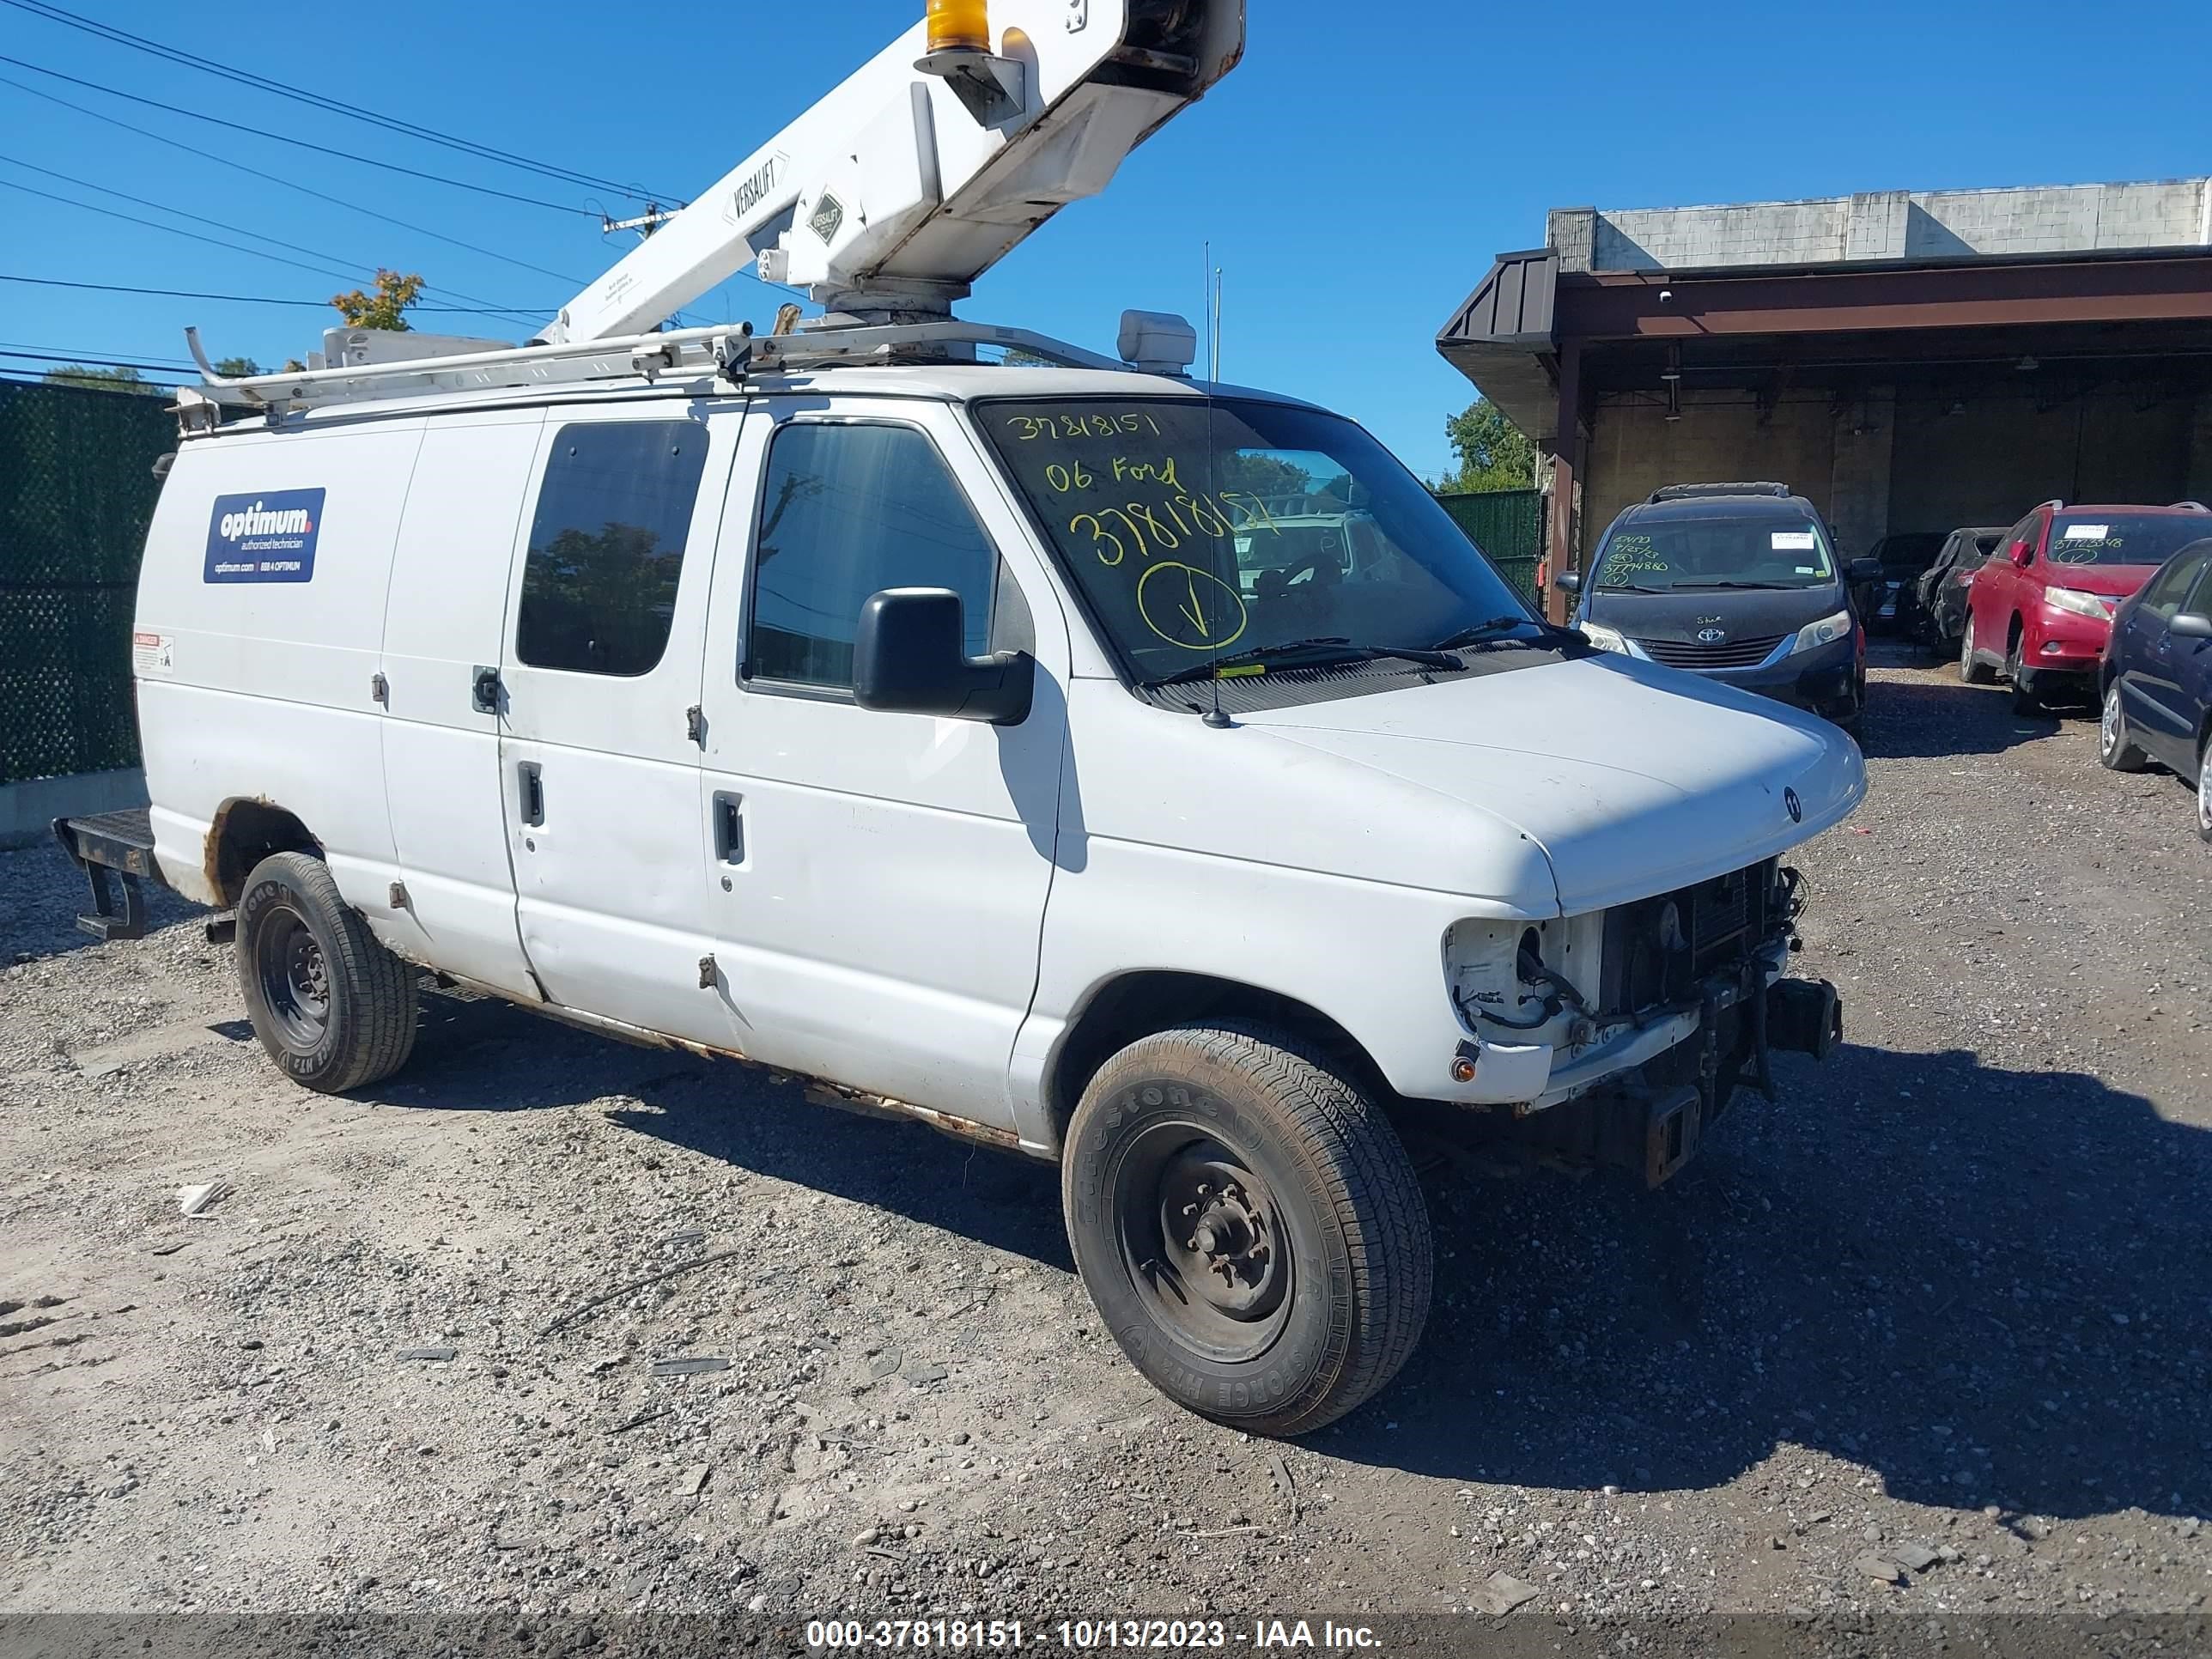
left=1, top=644, right=2209, bottom=1632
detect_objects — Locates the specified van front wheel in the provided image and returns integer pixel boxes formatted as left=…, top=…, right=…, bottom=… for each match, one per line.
left=236, top=852, right=418, bottom=1093
left=1061, top=1024, right=1431, bottom=1437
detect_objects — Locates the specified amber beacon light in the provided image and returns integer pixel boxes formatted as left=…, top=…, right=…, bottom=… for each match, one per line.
left=927, top=0, right=992, bottom=52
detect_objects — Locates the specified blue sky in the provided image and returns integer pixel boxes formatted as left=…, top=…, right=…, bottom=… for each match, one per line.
left=3, top=0, right=2209, bottom=477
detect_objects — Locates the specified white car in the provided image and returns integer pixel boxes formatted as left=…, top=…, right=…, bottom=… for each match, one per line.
left=67, top=354, right=1863, bottom=1435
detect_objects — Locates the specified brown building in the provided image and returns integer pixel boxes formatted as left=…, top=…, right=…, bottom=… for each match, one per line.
left=1437, top=178, right=2212, bottom=615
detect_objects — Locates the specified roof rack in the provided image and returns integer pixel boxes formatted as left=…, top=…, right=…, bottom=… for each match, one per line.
left=175, top=319, right=1127, bottom=427
left=1648, top=481, right=1792, bottom=503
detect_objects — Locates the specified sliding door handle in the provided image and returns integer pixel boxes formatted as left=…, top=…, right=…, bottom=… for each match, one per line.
left=714, top=793, right=744, bottom=865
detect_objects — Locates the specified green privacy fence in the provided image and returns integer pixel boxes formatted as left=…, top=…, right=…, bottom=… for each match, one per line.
left=1435, top=487, right=1543, bottom=605
left=0, top=380, right=173, bottom=784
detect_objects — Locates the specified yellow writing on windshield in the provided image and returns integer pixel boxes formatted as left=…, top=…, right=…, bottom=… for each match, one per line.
left=1005, top=410, right=1164, bottom=442
left=1136, top=562, right=1249, bottom=651
left=1068, top=491, right=1284, bottom=569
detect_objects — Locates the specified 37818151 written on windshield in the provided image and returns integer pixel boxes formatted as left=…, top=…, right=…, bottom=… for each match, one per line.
left=975, top=398, right=1535, bottom=686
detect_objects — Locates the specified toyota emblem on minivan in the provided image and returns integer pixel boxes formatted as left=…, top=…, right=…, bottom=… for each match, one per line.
left=1697, top=627, right=1727, bottom=643
left=1784, top=787, right=1804, bottom=823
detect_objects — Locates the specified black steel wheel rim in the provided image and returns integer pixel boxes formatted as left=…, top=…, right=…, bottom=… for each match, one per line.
left=1109, top=1115, right=1292, bottom=1364
left=253, top=903, right=330, bottom=1052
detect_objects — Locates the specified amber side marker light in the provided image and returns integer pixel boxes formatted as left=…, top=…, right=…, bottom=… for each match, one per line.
left=927, top=0, right=991, bottom=53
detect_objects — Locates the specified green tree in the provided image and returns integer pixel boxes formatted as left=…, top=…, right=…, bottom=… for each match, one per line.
left=42, top=364, right=161, bottom=395
left=329, top=269, right=426, bottom=331
left=1217, top=450, right=1314, bottom=501
left=1437, top=397, right=1534, bottom=493
left=213, top=356, right=263, bottom=377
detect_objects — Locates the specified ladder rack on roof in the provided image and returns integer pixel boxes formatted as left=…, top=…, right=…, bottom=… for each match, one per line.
left=175, top=320, right=1129, bottom=425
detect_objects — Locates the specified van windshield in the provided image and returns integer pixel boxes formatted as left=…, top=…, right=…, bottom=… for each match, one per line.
left=976, top=397, right=1536, bottom=684
left=1595, top=516, right=1836, bottom=592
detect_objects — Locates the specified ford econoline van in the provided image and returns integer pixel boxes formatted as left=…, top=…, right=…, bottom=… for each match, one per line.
left=69, top=339, right=1864, bottom=1435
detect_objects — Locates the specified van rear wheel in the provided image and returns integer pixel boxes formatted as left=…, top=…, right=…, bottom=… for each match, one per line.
left=1060, top=1023, right=1431, bottom=1437
left=236, top=852, right=418, bottom=1092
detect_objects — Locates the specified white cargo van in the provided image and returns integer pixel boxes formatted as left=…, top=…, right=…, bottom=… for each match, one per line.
left=63, top=336, right=1863, bottom=1434
left=51, top=0, right=1863, bottom=1433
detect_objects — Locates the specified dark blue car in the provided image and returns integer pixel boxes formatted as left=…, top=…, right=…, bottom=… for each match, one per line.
left=2099, top=536, right=2212, bottom=842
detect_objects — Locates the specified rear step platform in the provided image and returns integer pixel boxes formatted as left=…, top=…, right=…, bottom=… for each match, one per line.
left=52, top=807, right=158, bottom=940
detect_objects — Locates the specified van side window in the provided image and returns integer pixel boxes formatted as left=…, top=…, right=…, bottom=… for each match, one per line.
left=515, top=422, right=708, bottom=677
left=747, top=422, right=1001, bottom=690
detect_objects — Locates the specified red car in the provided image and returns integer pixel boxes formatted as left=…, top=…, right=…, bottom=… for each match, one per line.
left=1961, top=501, right=2212, bottom=712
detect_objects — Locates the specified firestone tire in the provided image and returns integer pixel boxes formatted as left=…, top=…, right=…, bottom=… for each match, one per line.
left=236, top=851, right=418, bottom=1093
left=1060, top=1023, right=1432, bottom=1438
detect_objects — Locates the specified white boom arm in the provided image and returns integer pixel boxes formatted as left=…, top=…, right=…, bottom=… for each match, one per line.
left=542, top=0, right=1243, bottom=344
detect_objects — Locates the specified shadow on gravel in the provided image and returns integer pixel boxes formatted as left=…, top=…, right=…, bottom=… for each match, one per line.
left=1330, top=1042, right=2212, bottom=1523
left=0, top=842, right=206, bottom=964
left=1857, top=676, right=2087, bottom=761
left=364, top=988, right=1072, bottom=1270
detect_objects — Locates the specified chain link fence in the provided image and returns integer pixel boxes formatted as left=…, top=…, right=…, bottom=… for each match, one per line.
left=0, top=380, right=172, bottom=785
left=1434, top=487, right=1543, bottom=606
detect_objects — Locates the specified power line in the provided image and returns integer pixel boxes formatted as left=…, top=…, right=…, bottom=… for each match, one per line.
left=0, top=87, right=593, bottom=290
left=0, top=0, right=672, bottom=203
left=0, top=53, right=600, bottom=218
left=0, top=55, right=799, bottom=307
left=0, top=273, right=550, bottom=313
left=0, top=157, right=546, bottom=325
left=0, top=344, right=196, bottom=375
left=0, top=174, right=366, bottom=286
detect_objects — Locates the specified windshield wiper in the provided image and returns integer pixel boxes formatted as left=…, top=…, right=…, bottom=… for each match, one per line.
left=1430, top=616, right=1538, bottom=650
left=1148, top=636, right=1458, bottom=687
left=1666, top=580, right=1800, bottom=591
left=1595, top=582, right=1668, bottom=594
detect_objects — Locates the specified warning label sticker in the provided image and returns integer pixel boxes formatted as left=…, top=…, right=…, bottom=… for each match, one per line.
left=132, top=630, right=175, bottom=677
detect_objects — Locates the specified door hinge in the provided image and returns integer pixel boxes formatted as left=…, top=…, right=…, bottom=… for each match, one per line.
left=686, top=704, right=706, bottom=745
left=370, top=672, right=389, bottom=706
left=698, top=954, right=718, bottom=990
left=471, top=664, right=503, bottom=714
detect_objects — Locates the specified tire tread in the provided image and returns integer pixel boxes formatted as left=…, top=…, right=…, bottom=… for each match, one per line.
left=1066, top=1021, right=1431, bottom=1436
left=240, top=852, right=417, bottom=1092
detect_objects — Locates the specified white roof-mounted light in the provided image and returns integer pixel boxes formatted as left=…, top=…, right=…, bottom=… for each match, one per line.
left=1117, top=310, right=1198, bottom=376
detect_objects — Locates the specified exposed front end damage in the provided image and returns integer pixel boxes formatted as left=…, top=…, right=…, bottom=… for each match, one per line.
left=1447, top=860, right=1844, bottom=1184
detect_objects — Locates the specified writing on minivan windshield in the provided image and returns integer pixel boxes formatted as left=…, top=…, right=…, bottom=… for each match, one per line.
left=980, top=398, right=1534, bottom=685
left=1595, top=518, right=1834, bottom=592
left=2042, top=515, right=2209, bottom=568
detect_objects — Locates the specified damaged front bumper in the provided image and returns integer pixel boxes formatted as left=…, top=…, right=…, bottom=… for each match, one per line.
left=1491, top=951, right=1845, bottom=1186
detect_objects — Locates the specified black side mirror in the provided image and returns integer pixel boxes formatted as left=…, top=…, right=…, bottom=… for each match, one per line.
left=1553, top=570, right=1583, bottom=596
left=2170, top=611, right=2212, bottom=641
left=852, top=588, right=1034, bottom=725
left=1847, top=557, right=1882, bottom=584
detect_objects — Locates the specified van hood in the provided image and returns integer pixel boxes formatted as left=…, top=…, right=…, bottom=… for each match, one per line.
left=1580, top=583, right=1845, bottom=646
left=1233, top=653, right=1866, bottom=915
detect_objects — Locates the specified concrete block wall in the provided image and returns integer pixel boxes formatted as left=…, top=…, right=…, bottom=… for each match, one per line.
left=1581, top=394, right=1843, bottom=556
left=1556, top=178, right=2212, bottom=273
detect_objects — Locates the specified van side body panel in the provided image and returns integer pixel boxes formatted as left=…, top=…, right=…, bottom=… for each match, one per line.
left=137, top=422, right=424, bottom=908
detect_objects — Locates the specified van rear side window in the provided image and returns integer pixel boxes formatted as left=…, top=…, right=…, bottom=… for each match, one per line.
left=516, top=421, right=708, bottom=677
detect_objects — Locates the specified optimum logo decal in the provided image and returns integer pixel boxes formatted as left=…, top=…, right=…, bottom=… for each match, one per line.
left=204, top=488, right=325, bottom=583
